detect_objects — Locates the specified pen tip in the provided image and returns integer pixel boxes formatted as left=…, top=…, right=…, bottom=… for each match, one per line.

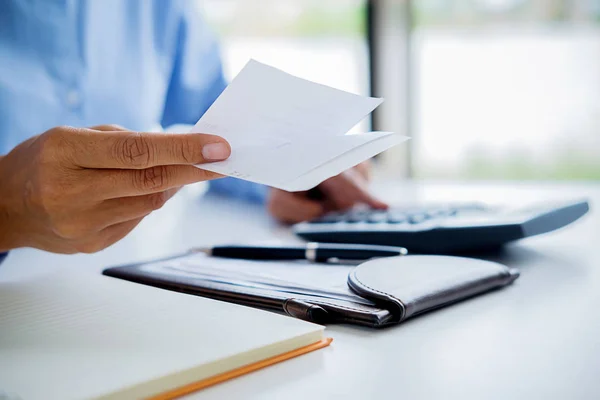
left=190, top=247, right=212, bottom=256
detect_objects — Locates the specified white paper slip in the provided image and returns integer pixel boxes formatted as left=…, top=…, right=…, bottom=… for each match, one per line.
left=190, top=59, right=408, bottom=191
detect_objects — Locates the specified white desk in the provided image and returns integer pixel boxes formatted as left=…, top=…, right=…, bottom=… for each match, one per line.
left=2, top=181, right=599, bottom=400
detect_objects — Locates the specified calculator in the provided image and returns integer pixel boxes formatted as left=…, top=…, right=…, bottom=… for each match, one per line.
left=293, top=200, right=590, bottom=253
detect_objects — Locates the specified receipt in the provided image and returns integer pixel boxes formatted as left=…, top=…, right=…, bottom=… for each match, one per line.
left=191, top=59, right=408, bottom=191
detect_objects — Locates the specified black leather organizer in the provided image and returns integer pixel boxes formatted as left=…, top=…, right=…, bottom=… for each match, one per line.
left=103, top=252, right=519, bottom=328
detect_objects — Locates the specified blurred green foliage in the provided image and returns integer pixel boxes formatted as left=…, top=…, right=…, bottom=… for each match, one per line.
left=413, top=0, right=600, bottom=27
left=417, top=147, right=600, bottom=181
left=290, top=5, right=366, bottom=36
left=208, top=1, right=599, bottom=36
left=205, top=0, right=365, bottom=37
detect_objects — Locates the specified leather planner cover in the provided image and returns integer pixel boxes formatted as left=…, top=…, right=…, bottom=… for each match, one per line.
left=103, top=253, right=519, bottom=328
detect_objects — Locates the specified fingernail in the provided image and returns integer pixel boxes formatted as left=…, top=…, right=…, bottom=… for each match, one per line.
left=202, top=142, right=230, bottom=161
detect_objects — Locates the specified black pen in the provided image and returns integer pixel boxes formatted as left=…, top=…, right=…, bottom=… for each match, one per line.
left=192, top=243, right=407, bottom=263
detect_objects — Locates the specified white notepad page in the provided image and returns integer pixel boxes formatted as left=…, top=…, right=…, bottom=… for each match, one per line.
left=191, top=60, right=408, bottom=191
left=0, top=271, right=324, bottom=400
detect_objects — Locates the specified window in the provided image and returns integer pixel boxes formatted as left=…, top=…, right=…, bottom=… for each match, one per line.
left=202, top=0, right=371, bottom=134
left=410, top=0, right=600, bottom=180
left=204, top=0, right=600, bottom=181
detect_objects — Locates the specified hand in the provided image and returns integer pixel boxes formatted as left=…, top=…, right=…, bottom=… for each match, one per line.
left=0, top=125, right=230, bottom=253
left=267, top=162, right=388, bottom=224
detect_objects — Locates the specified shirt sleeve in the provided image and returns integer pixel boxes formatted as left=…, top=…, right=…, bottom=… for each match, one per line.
left=161, top=2, right=267, bottom=203
left=0, top=252, right=7, bottom=265
left=208, top=177, right=268, bottom=204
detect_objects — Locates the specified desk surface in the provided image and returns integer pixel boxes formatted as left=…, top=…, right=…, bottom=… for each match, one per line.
left=2, top=181, right=599, bottom=400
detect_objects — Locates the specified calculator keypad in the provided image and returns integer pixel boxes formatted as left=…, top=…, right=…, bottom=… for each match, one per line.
left=310, top=204, right=486, bottom=225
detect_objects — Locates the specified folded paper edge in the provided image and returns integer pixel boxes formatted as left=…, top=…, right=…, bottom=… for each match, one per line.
left=281, top=133, right=409, bottom=192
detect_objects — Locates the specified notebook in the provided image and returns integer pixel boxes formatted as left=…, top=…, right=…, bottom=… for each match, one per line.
left=0, top=271, right=329, bottom=400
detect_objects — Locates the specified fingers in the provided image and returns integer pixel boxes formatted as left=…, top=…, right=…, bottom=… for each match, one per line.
left=89, top=165, right=222, bottom=199
left=99, top=217, right=145, bottom=249
left=75, top=217, right=144, bottom=254
left=92, top=188, right=179, bottom=229
left=267, top=165, right=387, bottom=224
left=345, top=181, right=388, bottom=210
left=66, top=129, right=231, bottom=169
left=89, top=124, right=128, bottom=132
left=268, top=189, right=324, bottom=224
left=319, top=171, right=388, bottom=211
left=354, top=161, right=371, bottom=181
left=54, top=187, right=179, bottom=253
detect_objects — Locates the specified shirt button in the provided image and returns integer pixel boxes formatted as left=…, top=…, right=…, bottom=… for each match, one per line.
left=66, top=90, right=81, bottom=108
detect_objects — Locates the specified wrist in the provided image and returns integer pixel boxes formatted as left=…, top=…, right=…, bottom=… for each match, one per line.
left=0, top=155, right=23, bottom=251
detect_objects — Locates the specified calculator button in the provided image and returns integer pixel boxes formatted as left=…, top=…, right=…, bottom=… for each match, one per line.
left=425, top=208, right=449, bottom=217
left=408, top=213, right=429, bottom=224
left=387, top=212, right=408, bottom=224
left=346, top=210, right=368, bottom=223
left=367, top=211, right=387, bottom=223
left=455, top=204, right=486, bottom=212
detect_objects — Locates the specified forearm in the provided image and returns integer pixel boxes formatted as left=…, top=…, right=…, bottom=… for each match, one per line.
left=0, top=154, right=15, bottom=252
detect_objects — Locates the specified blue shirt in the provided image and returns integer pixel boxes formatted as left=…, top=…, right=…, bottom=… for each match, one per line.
left=0, top=0, right=266, bottom=202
